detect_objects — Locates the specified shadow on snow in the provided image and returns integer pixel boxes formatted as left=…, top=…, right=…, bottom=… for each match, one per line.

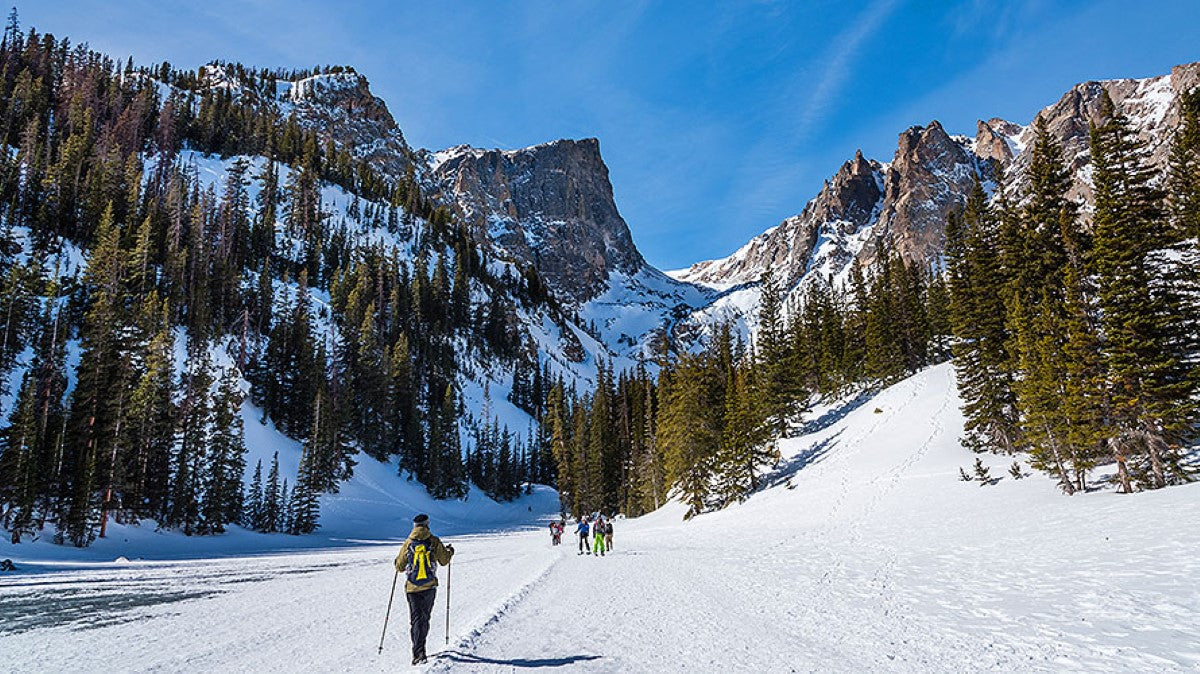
left=439, top=651, right=603, bottom=668
left=797, top=388, right=876, bottom=436
left=755, top=387, right=878, bottom=493
left=760, top=432, right=841, bottom=492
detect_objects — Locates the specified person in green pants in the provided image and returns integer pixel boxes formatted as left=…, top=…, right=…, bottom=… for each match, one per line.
left=593, top=515, right=606, bottom=557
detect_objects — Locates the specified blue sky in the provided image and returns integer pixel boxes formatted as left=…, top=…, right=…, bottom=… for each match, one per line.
left=21, top=1, right=1200, bottom=269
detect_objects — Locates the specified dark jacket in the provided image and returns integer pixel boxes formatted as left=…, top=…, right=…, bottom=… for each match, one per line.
left=394, top=524, right=454, bottom=593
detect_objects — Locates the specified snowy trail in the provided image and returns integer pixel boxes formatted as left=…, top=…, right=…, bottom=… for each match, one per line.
left=431, top=365, right=1200, bottom=672
left=4, top=364, right=1200, bottom=672
left=0, top=531, right=563, bottom=672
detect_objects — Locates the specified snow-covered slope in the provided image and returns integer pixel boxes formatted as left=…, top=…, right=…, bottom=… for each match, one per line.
left=443, top=364, right=1200, bottom=671
left=6, top=365, right=1197, bottom=671
left=0, top=355, right=560, bottom=564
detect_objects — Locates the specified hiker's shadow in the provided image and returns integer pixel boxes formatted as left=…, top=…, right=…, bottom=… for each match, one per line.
left=440, top=651, right=602, bottom=668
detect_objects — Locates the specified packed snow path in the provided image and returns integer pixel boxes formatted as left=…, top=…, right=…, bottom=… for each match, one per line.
left=4, top=365, right=1200, bottom=672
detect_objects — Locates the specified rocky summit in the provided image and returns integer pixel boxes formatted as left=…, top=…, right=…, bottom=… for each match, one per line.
left=673, top=61, right=1200, bottom=327
left=428, top=138, right=647, bottom=304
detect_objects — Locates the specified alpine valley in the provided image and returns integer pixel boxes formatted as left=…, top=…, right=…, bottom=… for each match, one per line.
left=2, top=10, right=1200, bottom=673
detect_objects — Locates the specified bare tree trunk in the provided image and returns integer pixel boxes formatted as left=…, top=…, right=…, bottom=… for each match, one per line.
left=1137, top=428, right=1168, bottom=489
left=1043, top=424, right=1075, bottom=495
left=1109, top=436, right=1133, bottom=494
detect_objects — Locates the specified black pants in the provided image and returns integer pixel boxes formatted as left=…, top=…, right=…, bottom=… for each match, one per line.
left=579, top=532, right=588, bottom=552
left=406, top=588, right=437, bottom=659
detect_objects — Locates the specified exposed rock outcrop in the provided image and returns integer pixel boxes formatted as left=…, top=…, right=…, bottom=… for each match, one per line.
left=675, top=61, right=1200, bottom=320
left=429, top=138, right=647, bottom=303
left=677, top=150, right=884, bottom=289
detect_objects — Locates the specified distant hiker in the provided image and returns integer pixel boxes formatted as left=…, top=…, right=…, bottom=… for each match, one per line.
left=592, top=516, right=606, bottom=557
left=604, top=520, right=613, bottom=552
left=394, top=513, right=454, bottom=665
left=576, top=518, right=590, bottom=555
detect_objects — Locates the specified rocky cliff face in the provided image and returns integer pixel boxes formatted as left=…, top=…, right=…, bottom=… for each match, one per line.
left=677, top=150, right=884, bottom=290
left=974, top=118, right=1025, bottom=166
left=428, top=138, right=648, bottom=303
left=676, top=61, right=1200, bottom=318
left=1001, top=62, right=1200, bottom=211
left=868, top=120, right=985, bottom=269
left=675, top=120, right=985, bottom=297
left=280, top=70, right=415, bottom=178
left=196, top=64, right=414, bottom=177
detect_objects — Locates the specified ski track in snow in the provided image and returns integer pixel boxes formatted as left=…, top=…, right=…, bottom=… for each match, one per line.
left=3, top=364, right=1200, bottom=672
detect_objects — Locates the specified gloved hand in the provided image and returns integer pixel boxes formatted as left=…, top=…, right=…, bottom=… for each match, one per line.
left=446, top=544, right=455, bottom=555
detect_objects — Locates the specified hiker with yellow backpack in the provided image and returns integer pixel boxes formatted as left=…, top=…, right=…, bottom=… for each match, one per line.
left=391, top=514, right=454, bottom=665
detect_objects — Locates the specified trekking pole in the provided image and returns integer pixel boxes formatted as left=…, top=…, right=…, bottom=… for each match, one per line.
left=444, top=559, right=452, bottom=645
left=378, top=568, right=399, bottom=654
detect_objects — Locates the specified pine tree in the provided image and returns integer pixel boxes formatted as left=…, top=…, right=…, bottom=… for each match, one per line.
left=1, top=375, right=48, bottom=542
left=261, top=451, right=281, bottom=532
left=289, top=450, right=320, bottom=535
left=170, top=342, right=214, bottom=535
left=658, top=354, right=718, bottom=519
left=547, top=382, right=574, bottom=514
left=715, top=365, right=772, bottom=506
left=0, top=302, right=67, bottom=542
left=201, top=368, right=247, bottom=533
left=1010, top=293, right=1077, bottom=493
left=1000, top=119, right=1102, bottom=493
left=972, top=457, right=991, bottom=485
left=946, top=180, right=1021, bottom=454
left=426, top=384, right=466, bottom=499
left=244, top=459, right=263, bottom=530
left=1009, top=461, right=1024, bottom=480
left=349, top=304, right=389, bottom=459
left=123, top=297, right=176, bottom=521
left=63, top=203, right=132, bottom=546
left=277, top=477, right=291, bottom=534
left=636, top=377, right=663, bottom=513
left=389, top=333, right=422, bottom=476
left=1090, top=90, right=1196, bottom=490
left=756, top=270, right=807, bottom=437
left=863, top=247, right=906, bottom=384
left=1166, top=83, right=1200, bottom=363
left=587, top=363, right=617, bottom=514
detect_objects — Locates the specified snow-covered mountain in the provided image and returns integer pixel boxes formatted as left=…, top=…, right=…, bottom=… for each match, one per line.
left=671, top=62, right=1200, bottom=332
left=194, top=63, right=417, bottom=176
left=157, top=59, right=1200, bottom=357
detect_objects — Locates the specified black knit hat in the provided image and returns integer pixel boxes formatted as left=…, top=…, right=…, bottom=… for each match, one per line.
left=413, top=513, right=429, bottom=525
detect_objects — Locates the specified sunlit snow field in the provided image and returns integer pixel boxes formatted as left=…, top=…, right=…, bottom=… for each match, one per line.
left=3, top=364, right=1199, bottom=672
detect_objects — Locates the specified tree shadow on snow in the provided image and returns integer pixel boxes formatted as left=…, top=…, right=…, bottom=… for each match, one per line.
left=798, top=389, right=876, bottom=435
left=439, top=652, right=602, bottom=668
left=760, top=432, right=842, bottom=492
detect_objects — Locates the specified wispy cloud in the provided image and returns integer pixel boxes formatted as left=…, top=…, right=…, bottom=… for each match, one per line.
left=795, top=0, right=900, bottom=139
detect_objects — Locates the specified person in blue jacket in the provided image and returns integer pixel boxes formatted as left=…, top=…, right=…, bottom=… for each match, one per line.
left=576, top=517, right=590, bottom=555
